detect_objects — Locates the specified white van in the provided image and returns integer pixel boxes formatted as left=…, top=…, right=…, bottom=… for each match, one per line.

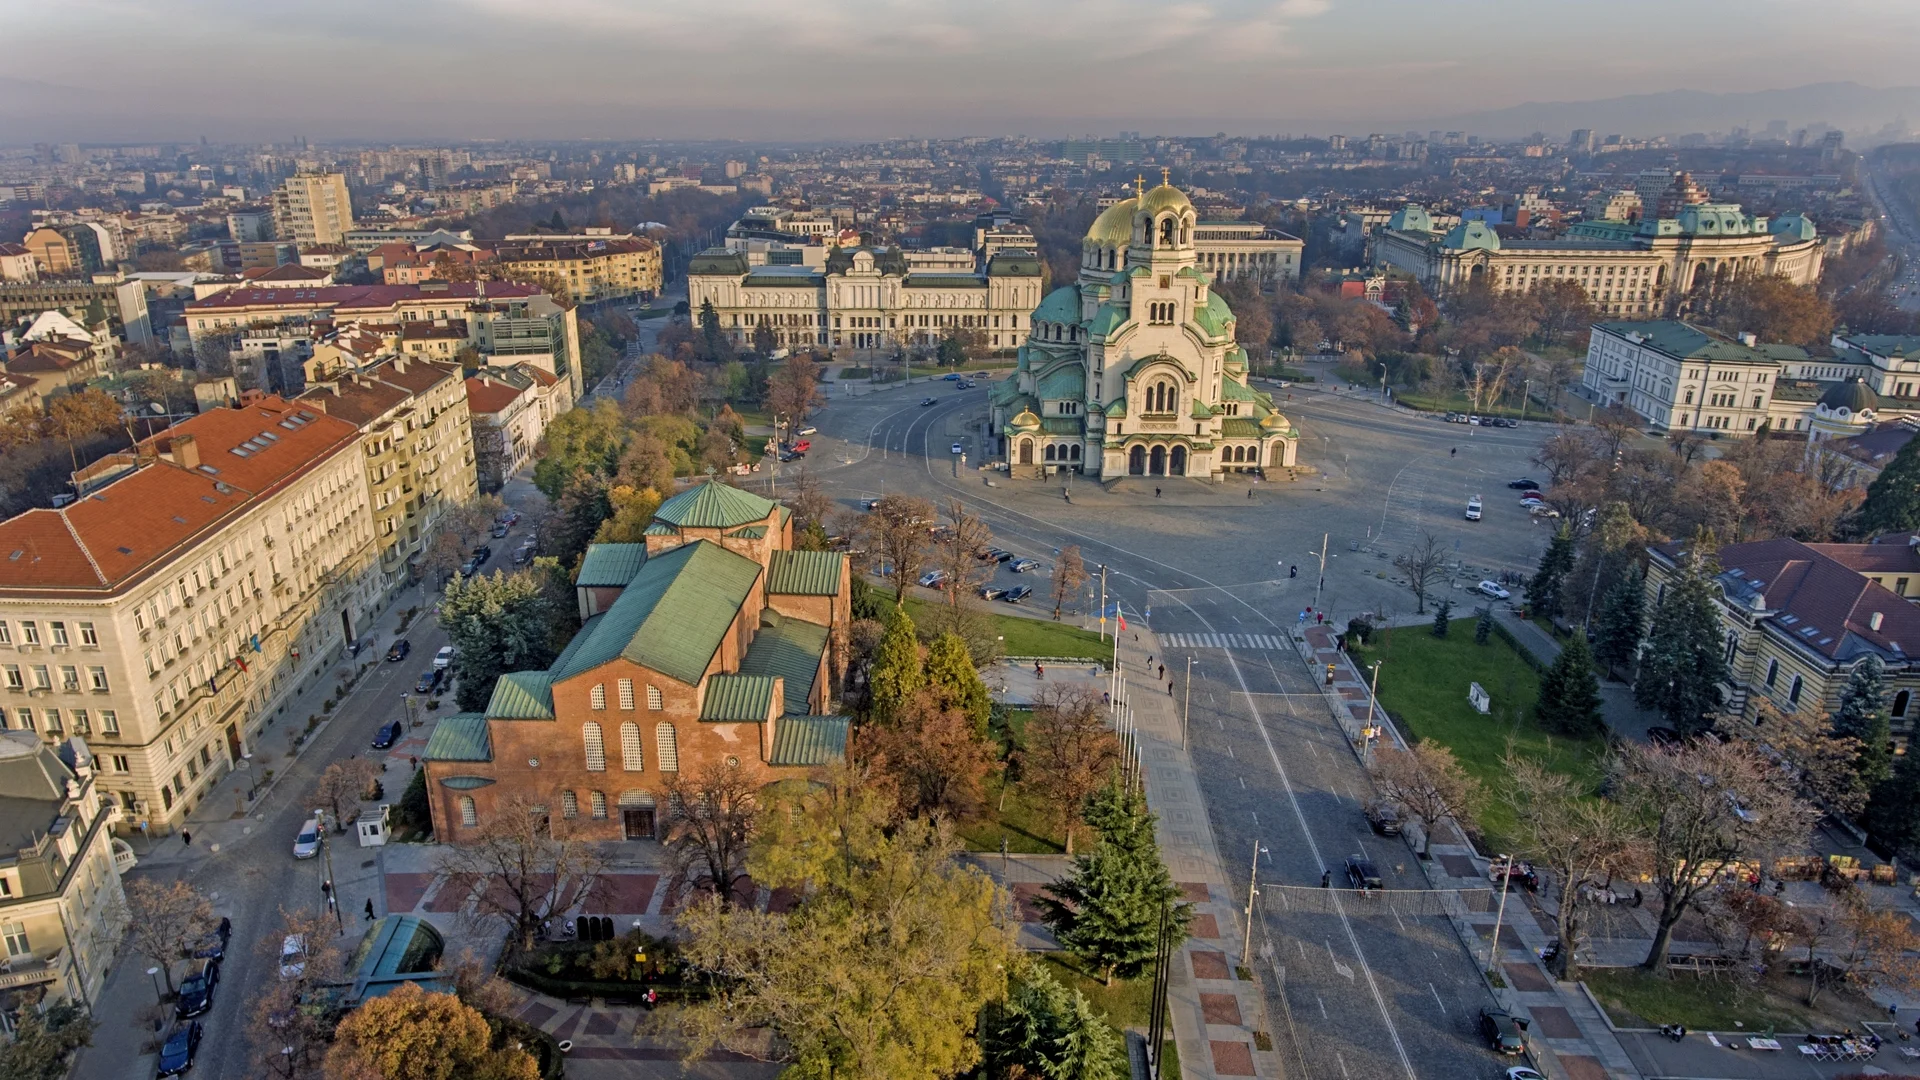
left=1465, top=495, right=1483, bottom=521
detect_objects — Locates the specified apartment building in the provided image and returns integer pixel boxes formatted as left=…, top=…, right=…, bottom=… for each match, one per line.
left=1190, top=220, right=1305, bottom=283
left=465, top=365, right=572, bottom=493
left=0, top=732, right=127, bottom=1011
left=272, top=172, right=354, bottom=247
left=0, top=396, right=380, bottom=835
left=298, top=357, right=479, bottom=598
left=19, top=227, right=103, bottom=279
left=0, top=279, right=152, bottom=347
left=491, top=232, right=662, bottom=305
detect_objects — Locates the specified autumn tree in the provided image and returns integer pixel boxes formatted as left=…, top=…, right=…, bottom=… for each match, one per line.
left=1803, top=892, right=1920, bottom=1006
left=927, top=499, right=995, bottom=611
left=251, top=906, right=348, bottom=1077
left=785, top=467, right=834, bottom=545
left=115, top=879, right=214, bottom=993
left=1391, top=530, right=1448, bottom=615
left=1019, top=684, right=1122, bottom=853
left=1712, top=274, right=1835, bottom=346
left=312, top=758, right=380, bottom=834
left=766, top=354, right=822, bottom=425
left=1368, top=742, right=1481, bottom=859
left=857, top=688, right=999, bottom=823
left=661, top=762, right=760, bottom=908
left=858, top=494, right=935, bottom=601
left=44, top=388, right=124, bottom=470
left=1051, top=544, right=1088, bottom=620
left=326, top=982, right=538, bottom=1080
left=1751, top=702, right=1867, bottom=822
left=1529, top=279, right=1596, bottom=347
left=1501, top=753, right=1637, bottom=980
left=435, top=793, right=604, bottom=952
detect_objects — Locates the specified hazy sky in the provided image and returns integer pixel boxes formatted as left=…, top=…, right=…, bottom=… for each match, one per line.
left=4, top=0, right=1917, bottom=142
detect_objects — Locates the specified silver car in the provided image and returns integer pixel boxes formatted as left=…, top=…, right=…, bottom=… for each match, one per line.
left=293, top=817, right=321, bottom=859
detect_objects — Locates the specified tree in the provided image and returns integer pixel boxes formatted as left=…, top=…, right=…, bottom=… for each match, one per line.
left=1752, top=702, right=1867, bottom=820
left=1051, top=545, right=1088, bottom=621
left=0, top=1001, right=94, bottom=1080
left=592, top=483, right=665, bottom=544
left=697, top=298, right=726, bottom=362
left=979, top=963, right=1130, bottom=1080
left=1534, top=634, right=1606, bottom=739
left=1527, top=525, right=1577, bottom=620
left=312, top=758, right=380, bottom=834
left=925, top=631, right=991, bottom=737
left=435, top=793, right=604, bottom=953
left=1712, top=274, right=1834, bottom=346
left=928, top=499, right=995, bottom=612
left=252, top=905, right=348, bottom=1076
left=438, top=569, right=563, bottom=711
left=1832, top=656, right=1893, bottom=788
left=785, top=467, right=834, bottom=544
left=1529, top=279, right=1596, bottom=347
left=661, top=762, right=760, bottom=909
left=859, top=494, right=935, bottom=602
left=1797, top=891, right=1920, bottom=1006
left=115, top=878, right=213, bottom=993
left=766, top=354, right=822, bottom=425
left=1854, top=434, right=1920, bottom=537
left=418, top=495, right=508, bottom=585
left=1612, top=739, right=1816, bottom=973
left=857, top=688, right=999, bottom=823
left=326, top=982, right=538, bottom=1080
left=1590, top=568, right=1646, bottom=680
left=673, top=771, right=1018, bottom=1080
left=751, top=319, right=777, bottom=358
left=1368, top=742, right=1481, bottom=859
left=531, top=398, right=627, bottom=499
left=1019, top=685, right=1121, bottom=854
left=1632, top=546, right=1731, bottom=737
left=1431, top=597, right=1451, bottom=638
left=1867, top=749, right=1920, bottom=852
left=542, top=470, right=614, bottom=569
left=1391, top=530, right=1447, bottom=614
left=1474, top=605, right=1493, bottom=645
left=1037, top=776, right=1192, bottom=985
left=867, top=603, right=925, bottom=724
left=43, top=389, right=123, bottom=470
left=1501, top=753, right=1636, bottom=980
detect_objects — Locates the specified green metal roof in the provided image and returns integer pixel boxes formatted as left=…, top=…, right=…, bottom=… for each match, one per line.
left=1596, top=320, right=1777, bottom=365
left=725, top=525, right=768, bottom=539
left=1191, top=290, right=1235, bottom=338
left=654, top=481, right=777, bottom=530
left=1190, top=399, right=1217, bottom=419
left=1104, top=393, right=1127, bottom=418
left=422, top=713, right=492, bottom=762
left=1221, top=418, right=1262, bottom=438
left=552, top=540, right=764, bottom=686
left=767, top=549, right=844, bottom=596
left=700, top=674, right=779, bottom=721
left=644, top=521, right=678, bottom=536
left=902, top=274, right=987, bottom=289
left=687, top=250, right=749, bottom=276
left=1037, top=363, right=1086, bottom=401
left=987, top=251, right=1042, bottom=277
left=740, top=272, right=824, bottom=287
left=1032, top=286, right=1080, bottom=326
left=738, top=616, right=830, bottom=715
left=1040, top=417, right=1084, bottom=435
left=768, top=716, right=849, bottom=766
left=576, top=543, right=648, bottom=587
left=486, top=672, right=555, bottom=719
left=1088, top=303, right=1129, bottom=339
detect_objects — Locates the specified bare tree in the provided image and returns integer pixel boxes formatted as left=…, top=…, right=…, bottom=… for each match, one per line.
left=1018, top=684, right=1120, bottom=853
left=928, top=498, right=994, bottom=611
left=421, top=495, right=510, bottom=583
left=115, top=879, right=214, bottom=993
left=1392, top=530, right=1448, bottom=615
left=249, top=906, right=347, bottom=1077
left=1750, top=703, right=1867, bottom=820
left=785, top=468, right=834, bottom=540
left=856, top=494, right=936, bottom=602
left=661, top=763, right=761, bottom=910
left=1368, top=742, right=1481, bottom=859
left=1501, top=752, right=1638, bottom=980
left=311, top=759, right=380, bottom=834
left=436, top=793, right=605, bottom=953
left=1051, top=545, right=1088, bottom=621
left=1532, top=427, right=1601, bottom=489
left=1816, top=892, right=1920, bottom=1006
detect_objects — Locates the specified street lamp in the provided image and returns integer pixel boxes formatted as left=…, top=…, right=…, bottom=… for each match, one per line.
left=1486, top=853, right=1514, bottom=975
left=1363, top=661, right=1383, bottom=765
left=1519, top=379, right=1533, bottom=425
left=1241, top=841, right=1269, bottom=968
left=314, top=808, right=345, bottom=934
left=1182, top=656, right=1194, bottom=748
left=146, top=965, right=164, bottom=1005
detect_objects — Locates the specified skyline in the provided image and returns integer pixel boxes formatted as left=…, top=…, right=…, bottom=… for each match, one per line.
left=6, top=0, right=1920, bottom=143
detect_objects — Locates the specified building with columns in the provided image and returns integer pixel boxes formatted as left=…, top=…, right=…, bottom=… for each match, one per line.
left=988, top=179, right=1300, bottom=481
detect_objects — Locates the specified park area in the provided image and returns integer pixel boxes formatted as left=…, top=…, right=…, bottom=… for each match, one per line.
left=1583, top=965, right=1887, bottom=1036
left=902, top=596, right=1114, bottom=663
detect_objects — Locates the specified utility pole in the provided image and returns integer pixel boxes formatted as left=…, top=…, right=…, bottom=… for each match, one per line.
left=1098, top=564, right=1108, bottom=643
left=1312, top=532, right=1329, bottom=617
left=1182, top=656, right=1193, bottom=748
left=317, top=808, right=344, bottom=935
left=1485, top=853, right=1513, bottom=976
left=1241, top=840, right=1268, bottom=968
left=1363, top=660, right=1382, bottom=766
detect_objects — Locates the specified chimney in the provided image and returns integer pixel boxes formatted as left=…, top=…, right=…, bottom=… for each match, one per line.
left=172, top=433, right=199, bottom=469
left=393, top=356, right=408, bottom=374
left=1871, top=612, right=1885, bottom=632
left=1738, top=332, right=1757, bottom=347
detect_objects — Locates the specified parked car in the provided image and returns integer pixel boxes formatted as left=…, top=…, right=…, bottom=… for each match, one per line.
left=790, top=440, right=811, bottom=453
left=918, top=569, right=948, bottom=589
left=459, top=558, right=481, bottom=578
left=470, top=545, right=492, bottom=565
left=1004, top=585, right=1033, bottom=603
left=1519, top=491, right=1546, bottom=503
left=514, top=541, right=536, bottom=565
left=1479, top=1008, right=1529, bottom=1055
left=415, top=670, right=440, bottom=694
left=778, top=450, right=803, bottom=463
left=1477, top=580, right=1511, bottom=600
left=190, top=917, right=231, bottom=961
left=978, top=585, right=1008, bottom=601
left=175, top=958, right=219, bottom=1018
left=279, top=935, right=307, bottom=980
left=1505, top=1069, right=1546, bottom=1080
left=951, top=442, right=965, bottom=455
left=434, top=645, right=455, bottom=670
left=490, top=523, right=510, bottom=538
left=1344, top=854, right=1383, bottom=890
left=920, top=397, right=937, bottom=407
left=157, top=1021, right=203, bottom=1077
left=293, top=817, right=321, bottom=860
left=1528, top=504, right=1561, bottom=518
left=1508, top=478, right=1541, bottom=490
left=385, top=639, right=411, bottom=662
left=371, top=720, right=403, bottom=751
left=1465, top=496, right=1482, bottom=521
left=983, top=548, right=1013, bottom=563
left=860, top=498, right=881, bottom=511
left=1010, top=558, right=1040, bottom=573
left=796, top=425, right=817, bottom=436
left=1364, top=801, right=1402, bottom=836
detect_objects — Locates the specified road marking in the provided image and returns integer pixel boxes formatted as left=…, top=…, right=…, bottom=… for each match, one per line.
left=1157, top=632, right=1285, bottom=649
left=1326, top=940, right=1355, bottom=981
left=1226, top=744, right=1235, bottom=760
left=1317, top=996, right=1328, bottom=1019
left=1336, top=1052, right=1351, bottom=1079
left=1238, top=775, right=1246, bottom=789
left=1251, top=810, right=1258, bottom=825
left=1430, top=982, right=1448, bottom=1014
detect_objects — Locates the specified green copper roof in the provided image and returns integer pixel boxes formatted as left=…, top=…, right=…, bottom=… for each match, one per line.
left=552, top=540, right=764, bottom=686
left=725, top=525, right=768, bottom=539
left=1191, top=290, right=1234, bottom=338
left=576, top=543, right=648, bottom=587
left=687, top=250, right=749, bottom=276
left=654, top=481, right=777, bottom=530
left=1441, top=221, right=1501, bottom=251
left=1221, top=418, right=1262, bottom=438
left=767, top=549, right=844, bottom=596
left=768, top=716, right=849, bottom=766
left=1033, top=286, right=1081, bottom=326
left=486, top=672, right=555, bottom=719
left=700, top=674, right=779, bottom=722
left=1597, top=320, right=1777, bottom=365
left=1037, top=363, right=1086, bottom=401
left=987, top=251, right=1042, bottom=277
left=423, top=714, right=492, bottom=763
left=1040, top=417, right=1083, bottom=435
left=1104, top=393, right=1127, bottom=418
left=1190, top=399, right=1217, bottom=419
left=739, top=616, right=830, bottom=715
left=644, top=521, right=678, bottom=536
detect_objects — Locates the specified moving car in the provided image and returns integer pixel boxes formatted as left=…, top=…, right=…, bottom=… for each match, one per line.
left=1344, top=854, right=1383, bottom=890
left=415, top=670, right=441, bottom=694
left=371, top=720, right=404, bottom=751
left=1010, top=558, right=1040, bottom=573
left=796, top=425, right=817, bottom=436
left=385, top=639, right=411, bottom=662
left=1479, top=1008, right=1529, bottom=1055
left=943, top=372, right=960, bottom=381
left=175, top=958, right=219, bottom=1018
left=157, top=1022, right=202, bottom=1077
left=951, top=442, right=964, bottom=455
left=1508, top=478, right=1540, bottom=490
left=1363, top=801, right=1402, bottom=836
left=434, top=645, right=455, bottom=670
left=513, top=541, right=536, bottom=565
left=957, top=379, right=975, bottom=389
left=920, top=397, right=937, bottom=407
left=1465, top=495, right=1482, bottom=521
left=1477, top=580, right=1511, bottom=600
left=293, top=817, right=322, bottom=859
left=778, top=450, right=802, bottom=463
left=1506, top=1069, right=1546, bottom=1080
left=1004, top=585, right=1033, bottom=603
left=918, top=569, right=948, bottom=588
left=279, top=934, right=308, bottom=980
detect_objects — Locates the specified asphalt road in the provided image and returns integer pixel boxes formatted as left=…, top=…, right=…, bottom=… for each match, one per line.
left=793, top=370, right=1562, bottom=1078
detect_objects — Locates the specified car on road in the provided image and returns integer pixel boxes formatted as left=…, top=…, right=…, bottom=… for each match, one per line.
left=415, top=670, right=441, bottom=694
left=951, top=442, right=964, bottom=454
left=279, top=935, right=308, bottom=980
left=1465, top=495, right=1482, bottom=521
left=157, top=1021, right=203, bottom=1077
left=460, top=558, right=481, bottom=577
left=978, top=585, right=1008, bottom=601
left=1506, top=1069, right=1546, bottom=1080
left=1518, top=490, right=1545, bottom=502
left=1363, top=801, right=1402, bottom=836
left=1477, top=580, right=1511, bottom=600
left=491, top=522, right=510, bottom=538
left=980, top=548, right=1013, bottom=563
left=789, top=440, right=811, bottom=453
left=513, top=541, right=536, bottom=565
left=918, top=569, right=948, bottom=589
left=471, top=545, right=492, bottom=566
left=1344, top=854, right=1383, bottom=890
left=1010, top=558, right=1041, bottom=573
left=860, top=498, right=881, bottom=511
left=778, top=450, right=803, bottom=462
left=943, top=372, right=960, bottom=381
left=1508, top=478, right=1540, bottom=490
left=372, top=720, right=404, bottom=750
left=957, top=379, right=975, bottom=389
left=920, top=397, right=937, bottom=406
left=175, top=958, right=219, bottom=1018
left=293, top=817, right=322, bottom=859
left=1003, top=585, right=1033, bottom=604
left=1479, top=1008, right=1529, bottom=1055
left=434, top=645, right=455, bottom=669
left=386, top=639, right=411, bottom=662
left=796, top=425, right=817, bottom=436
left=190, top=917, right=231, bottom=960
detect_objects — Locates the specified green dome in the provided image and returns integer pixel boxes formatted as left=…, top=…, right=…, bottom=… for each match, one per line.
left=1138, top=183, right=1192, bottom=218
left=1086, top=199, right=1137, bottom=246
left=1818, top=377, right=1878, bottom=415
left=1771, top=212, right=1818, bottom=242
left=1441, top=221, right=1501, bottom=252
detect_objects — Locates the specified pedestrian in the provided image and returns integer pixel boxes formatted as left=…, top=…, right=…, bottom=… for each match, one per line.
left=1248, top=488, right=1254, bottom=499
left=1168, top=681, right=1174, bottom=696
left=1147, top=654, right=1154, bottom=667
left=181, top=830, right=192, bottom=846
left=1321, top=870, right=1331, bottom=888
left=1158, top=664, right=1165, bottom=680
left=1289, top=564, right=1297, bottom=578
left=364, top=898, right=376, bottom=922
left=1892, top=1003, right=1901, bottom=1022
left=1155, top=487, right=1161, bottom=498
left=409, top=755, right=418, bottom=770
left=1450, top=447, right=1456, bottom=456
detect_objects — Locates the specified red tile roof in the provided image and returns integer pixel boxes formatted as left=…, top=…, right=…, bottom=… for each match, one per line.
left=463, top=375, right=528, bottom=416
left=1662, top=537, right=1920, bottom=663
left=187, top=281, right=540, bottom=313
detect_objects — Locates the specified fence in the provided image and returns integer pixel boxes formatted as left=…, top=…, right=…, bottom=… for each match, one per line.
left=1257, top=883, right=1500, bottom=919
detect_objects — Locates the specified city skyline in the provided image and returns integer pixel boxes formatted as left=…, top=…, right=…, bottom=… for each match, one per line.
left=7, top=0, right=1920, bottom=142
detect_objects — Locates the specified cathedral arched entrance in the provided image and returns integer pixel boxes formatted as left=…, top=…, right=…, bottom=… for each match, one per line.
left=1170, top=446, right=1187, bottom=475
left=1128, top=446, right=1145, bottom=475
left=1018, top=440, right=1033, bottom=465
left=1149, top=446, right=1167, bottom=475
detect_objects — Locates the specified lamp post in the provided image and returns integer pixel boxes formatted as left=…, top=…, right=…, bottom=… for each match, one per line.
left=1377, top=362, right=1388, bottom=405
left=1485, top=853, right=1514, bottom=976
left=1241, top=841, right=1269, bottom=968
left=1309, top=532, right=1330, bottom=619
left=1363, top=661, right=1383, bottom=765
left=1519, top=379, right=1533, bottom=425
left=315, top=808, right=344, bottom=935
left=146, top=965, right=164, bottom=1005
left=1182, top=656, right=1194, bottom=748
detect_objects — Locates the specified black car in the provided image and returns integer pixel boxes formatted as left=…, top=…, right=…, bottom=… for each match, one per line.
left=982, top=548, right=1013, bottom=563
left=415, top=669, right=441, bottom=694
left=920, top=397, right=936, bottom=406
left=372, top=720, right=403, bottom=751
left=189, top=917, right=231, bottom=961
left=1344, top=854, right=1383, bottom=890
left=471, top=545, right=492, bottom=566
left=1508, top=478, right=1541, bottom=490
left=978, top=585, right=1008, bottom=601
left=1363, top=801, right=1402, bottom=836
left=385, top=639, right=411, bottom=662
left=779, top=450, right=803, bottom=462
left=1479, top=1008, right=1529, bottom=1055
left=175, top=959, right=219, bottom=1018
left=158, top=1021, right=202, bottom=1076
left=1003, top=585, right=1033, bottom=603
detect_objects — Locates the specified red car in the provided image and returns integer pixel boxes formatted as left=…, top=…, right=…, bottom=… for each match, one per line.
left=790, top=440, right=811, bottom=453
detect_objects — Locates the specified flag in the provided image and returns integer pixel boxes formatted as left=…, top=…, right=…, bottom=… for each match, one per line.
left=234, top=656, right=249, bottom=673
left=1117, top=611, right=1128, bottom=632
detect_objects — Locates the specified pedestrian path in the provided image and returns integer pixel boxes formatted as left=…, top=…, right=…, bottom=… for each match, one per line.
left=1156, top=632, right=1288, bottom=651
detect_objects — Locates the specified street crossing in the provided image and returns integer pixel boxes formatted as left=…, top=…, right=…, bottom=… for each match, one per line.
left=1154, top=632, right=1287, bottom=650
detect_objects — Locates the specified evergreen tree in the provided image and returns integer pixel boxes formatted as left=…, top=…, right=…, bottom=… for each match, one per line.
left=1038, top=776, right=1192, bottom=985
left=1535, top=634, right=1606, bottom=739
left=1833, top=656, right=1893, bottom=788
left=439, top=570, right=562, bottom=712
left=547, top=210, right=566, bottom=231
left=1866, top=751, right=1920, bottom=852
left=924, top=631, right=991, bottom=738
left=1632, top=549, right=1730, bottom=737
left=1474, top=605, right=1493, bottom=645
left=1528, top=525, right=1577, bottom=619
left=979, top=964, right=1130, bottom=1080
left=1431, top=598, right=1452, bottom=638
left=867, top=604, right=924, bottom=724
left=1591, top=567, right=1647, bottom=679
left=1855, top=435, right=1920, bottom=538
left=698, top=298, right=724, bottom=361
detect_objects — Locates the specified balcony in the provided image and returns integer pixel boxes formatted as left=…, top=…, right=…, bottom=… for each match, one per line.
left=0, top=951, right=63, bottom=990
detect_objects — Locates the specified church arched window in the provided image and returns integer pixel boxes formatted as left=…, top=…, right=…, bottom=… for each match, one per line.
left=1160, top=218, right=1174, bottom=246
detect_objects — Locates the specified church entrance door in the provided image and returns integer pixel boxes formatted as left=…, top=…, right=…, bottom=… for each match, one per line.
left=1128, top=446, right=1145, bottom=475
left=1149, top=446, right=1167, bottom=476
left=1170, top=446, right=1187, bottom=475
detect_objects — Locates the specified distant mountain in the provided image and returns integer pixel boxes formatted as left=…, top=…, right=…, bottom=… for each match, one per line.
left=1402, top=82, right=1920, bottom=141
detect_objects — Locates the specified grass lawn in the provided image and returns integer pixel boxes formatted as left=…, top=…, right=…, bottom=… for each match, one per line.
left=1353, top=627, right=1606, bottom=852
left=960, top=707, right=1070, bottom=853
left=901, top=597, right=1112, bottom=662
left=836, top=366, right=873, bottom=380
left=1583, top=967, right=1881, bottom=1035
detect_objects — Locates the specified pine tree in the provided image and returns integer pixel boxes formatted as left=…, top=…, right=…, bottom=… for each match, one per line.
left=1856, top=436, right=1920, bottom=538
left=924, top=631, right=991, bottom=738
left=1632, top=549, right=1730, bottom=737
left=1431, top=598, right=1452, bottom=638
left=1038, top=776, right=1192, bottom=985
left=1591, top=567, right=1647, bottom=680
left=867, top=605, right=924, bottom=724
left=698, top=298, right=724, bottom=361
left=1474, top=605, right=1493, bottom=645
left=547, top=210, right=566, bottom=231
left=1866, top=750, right=1920, bottom=852
left=979, top=965, right=1129, bottom=1080
left=1528, top=525, right=1577, bottom=619
left=1833, top=656, right=1893, bottom=788
left=1535, top=634, right=1606, bottom=739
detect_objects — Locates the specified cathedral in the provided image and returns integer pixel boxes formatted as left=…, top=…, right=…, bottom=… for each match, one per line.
left=989, top=178, right=1300, bottom=481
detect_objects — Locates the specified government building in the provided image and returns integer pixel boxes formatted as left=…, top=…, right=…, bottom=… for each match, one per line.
left=1373, top=173, right=1824, bottom=315
left=988, top=179, right=1300, bottom=481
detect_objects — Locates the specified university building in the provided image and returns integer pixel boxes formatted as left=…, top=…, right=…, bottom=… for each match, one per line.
left=987, top=181, right=1300, bottom=481
left=421, top=483, right=850, bottom=841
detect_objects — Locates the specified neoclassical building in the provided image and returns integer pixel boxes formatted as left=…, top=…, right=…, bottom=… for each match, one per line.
left=989, top=180, right=1300, bottom=481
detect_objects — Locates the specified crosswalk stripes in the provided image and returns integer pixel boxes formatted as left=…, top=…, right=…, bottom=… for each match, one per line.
left=1155, top=632, right=1286, bottom=650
